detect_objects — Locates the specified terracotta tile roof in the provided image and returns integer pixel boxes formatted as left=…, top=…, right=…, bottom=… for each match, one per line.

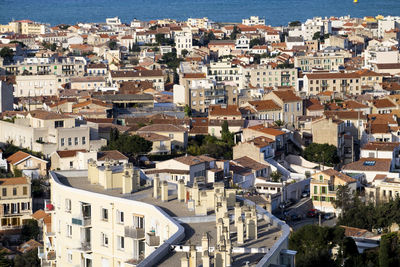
left=138, top=132, right=170, bottom=142
left=18, top=239, right=42, bottom=254
left=209, top=105, right=241, bottom=117
left=7, top=151, right=31, bottom=165
left=271, top=90, right=301, bottom=102
left=373, top=174, right=387, bottom=182
left=248, top=100, right=281, bottom=111
left=376, top=63, right=400, bottom=70
left=137, top=124, right=187, bottom=132
left=248, top=125, right=286, bottom=137
left=174, top=155, right=214, bottom=166
left=344, top=100, right=369, bottom=109
left=362, top=142, right=400, bottom=151
left=246, top=136, right=275, bottom=148
left=324, top=110, right=367, bottom=120
left=110, top=70, right=163, bottom=78
left=56, top=149, right=87, bottom=158
left=233, top=156, right=269, bottom=171
left=32, top=210, right=48, bottom=220
left=320, top=169, right=356, bottom=183
left=0, top=177, right=28, bottom=186
left=305, top=72, right=360, bottom=79
left=343, top=157, right=392, bottom=172
left=28, top=110, right=71, bottom=120
left=372, top=99, right=396, bottom=109
left=145, top=169, right=190, bottom=175
left=183, top=73, right=206, bottom=79
left=72, top=99, right=112, bottom=109
left=97, top=150, right=128, bottom=161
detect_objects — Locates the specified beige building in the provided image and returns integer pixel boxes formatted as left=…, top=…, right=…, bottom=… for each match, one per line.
left=109, top=70, right=165, bottom=91
left=294, top=51, right=349, bottom=72
left=138, top=133, right=172, bottom=155
left=311, top=117, right=345, bottom=158
left=136, top=124, right=188, bottom=149
left=70, top=76, right=106, bottom=91
left=264, top=90, right=303, bottom=125
left=0, top=110, right=106, bottom=157
left=0, top=177, right=32, bottom=238
left=243, top=64, right=298, bottom=89
left=365, top=175, right=400, bottom=204
left=0, top=20, right=46, bottom=34
left=14, top=75, right=59, bottom=97
left=311, top=169, right=356, bottom=213
left=7, top=151, right=48, bottom=177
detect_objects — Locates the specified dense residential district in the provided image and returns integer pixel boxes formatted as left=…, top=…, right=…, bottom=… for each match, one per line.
left=1, top=14, right=400, bottom=267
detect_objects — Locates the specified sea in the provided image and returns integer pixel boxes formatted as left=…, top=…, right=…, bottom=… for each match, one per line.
left=0, top=0, right=399, bottom=26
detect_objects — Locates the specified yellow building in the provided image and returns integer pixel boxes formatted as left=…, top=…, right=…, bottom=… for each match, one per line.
left=0, top=177, right=32, bottom=237
left=311, top=169, right=356, bottom=213
left=0, top=20, right=46, bottom=34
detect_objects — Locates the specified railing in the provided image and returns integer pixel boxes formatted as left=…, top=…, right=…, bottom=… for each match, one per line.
left=72, top=216, right=91, bottom=227
left=80, top=241, right=91, bottom=252
left=146, top=232, right=160, bottom=246
left=125, top=226, right=145, bottom=239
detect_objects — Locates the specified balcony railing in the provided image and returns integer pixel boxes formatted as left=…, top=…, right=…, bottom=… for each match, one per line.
left=146, top=232, right=160, bottom=246
left=125, top=227, right=145, bottom=239
left=72, top=216, right=91, bottom=227
left=80, top=241, right=91, bottom=252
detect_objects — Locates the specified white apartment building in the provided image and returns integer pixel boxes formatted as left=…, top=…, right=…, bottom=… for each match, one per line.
left=175, top=31, right=193, bottom=56
left=207, top=60, right=244, bottom=88
left=42, top=166, right=183, bottom=267
left=242, top=16, right=265, bottom=26
left=187, top=17, right=210, bottom=29
left=242, top=64, right=298, bottom=89
left=0, top=110, right=106, bottom=157
left=14, top=75, right=59, bottom=97
left=378, top=16, right=400, bottom=38
left=294, top=51, right=349, bottom=72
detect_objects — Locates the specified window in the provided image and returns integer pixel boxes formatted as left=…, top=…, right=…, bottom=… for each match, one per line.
left=117, top=210, right=124, bottom=224
left=74, top=137, right=78, bottom=145
left=70, top=161, right=73, bottom=168
left=321, top=187, right=326, bottom=194
left=2, top=188, right=6, bottom=197
left=297, top=102, right=301, bottom=111
left=67, top=224, right=72, bottom=237
left=68, top=252, right=72, bottom=263
left=169, top=134, right=174, bottom=139
left=117, top=236, right=125, bottom=250
left=102, top=208, right=108, bottom=221
left=319, top=175, right=323, bottom=181
left=13, top=188, right=17, bottom=196
left=65, top=199, right=71, bottom=212
left=102, top=232, right=109, bottom=247
left=22, top=186, right=27, bottom=195
left=314, top=185, right=318, bottom=194
left=82, top=137, right=86, bottom=145
left=54, top=121, right=64, bottom=128
left=61, top=138, right=65, bottom=146
left=284, top=104, right=289, bottom=112
left=68, top=138, right=72, bottom=146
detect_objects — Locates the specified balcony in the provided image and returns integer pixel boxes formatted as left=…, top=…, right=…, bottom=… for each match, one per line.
left=125, top=226, right=145, bottom=239
left=80, top=241, right=91, bottom=252
left=145, top=231, right=160, bottom=246
left=44, top=200, right=55, bottom=212
left=72, top=217, right=91, bottom=227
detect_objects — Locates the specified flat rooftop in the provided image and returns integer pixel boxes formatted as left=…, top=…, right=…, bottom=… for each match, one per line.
left=54, top=171, right=282, bottom=266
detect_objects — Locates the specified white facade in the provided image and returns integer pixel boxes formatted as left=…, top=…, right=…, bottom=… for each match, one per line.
left=175, top=31, right=192, bottom=56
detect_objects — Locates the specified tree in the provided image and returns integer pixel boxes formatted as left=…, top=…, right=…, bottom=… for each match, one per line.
left=250, top=38, right=264, bottom=48
left=158, top=52, right=183, bottom=69
left=270, top=171, right=282, bottom=182
left=332, top=184, right=353, bottom=213
left=181, top=49, right=189, bottom=57
left=184, top=105, right=192, bottom=117
left=230, top=26, right=240, bottom=40
left=108, top=40, right=118, bottom=50
left=13, top=248, right=40, bottom=267
left=303, top=143, right=339, bottom=166
left=274, top=120, right=284, bottom=127
left=0, top=250, right=12, bottom=267
left=0, top=47, right=13, bottom=60
left=289, top=21, right=301, bottom=27
left=379, top=232, right=400, bottom=267
left=102, top=134, right=152, bottom=162
left=221, top=121, right=234, bottom=146
left=21, top=219, right=40, bottom=241
left=313, top=31, right=321, bottom=40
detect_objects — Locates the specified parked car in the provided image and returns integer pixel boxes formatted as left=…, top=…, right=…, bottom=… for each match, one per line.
left=302, top=190, right=310, bottom=198
left=306, top=209, right=318, bottom=218
left=324, top=212, right=335, bottom=220
left=290, top=213, right=302, bottom=221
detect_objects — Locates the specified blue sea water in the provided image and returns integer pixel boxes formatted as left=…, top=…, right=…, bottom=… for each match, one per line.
left=0, top=0, right=399, bottom=26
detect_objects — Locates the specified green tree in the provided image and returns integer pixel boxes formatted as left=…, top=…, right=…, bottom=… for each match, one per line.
left=13, top=166, right=23, bottom=177
left=270, top=171, right=282, bottom=182
left=181, top=49, right=189, bottom=57
left=303, top=143, right=339, bottom=166
left=379, top=232, right=400, bottom=267
left=21, top=219, right=40, bottom=241
left=0, top=47, right=13, bottom=60
left=274, top=120, right=284, bottom=127
left=332, top=184, right=353, bottom=213
left=250, top=38, right=263, bottom=48
left=313, top=31, right=321, bottom=40
left=230, top=26, right=240, bottom=40
left=221, top=120, right=234, bottom=146
left=184, top=105, right=192, bottom=117
left=102, top=134, right=152, bottom=162
left=31, top=179, right=44, bottom=197
left=158, top=52, right=183, bottom=69
left=108, top=40, right=118, bottom=50
left=289, top=21, right=301, bottom=27
left=13, top=248, right=40, bottom=267
left=0, top=250, right=12, bottom=267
